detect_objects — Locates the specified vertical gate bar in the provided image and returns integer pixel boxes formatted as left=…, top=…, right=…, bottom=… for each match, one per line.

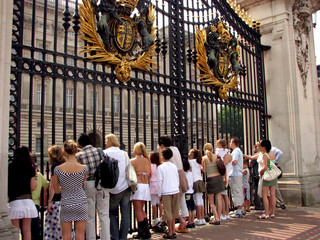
left=102, top=81, right=106, bottom=148
left=168, top=0, right=188, bottom=157
left=211, top=102, right=214, bottom=144
left=150, top=93, right=154, bottom=151
left=206, top=102, right=209, bottom=142
left=31, top=0, right=36, bottom=59
left=142, top=82, right=146, bottom=145
left=135, top=89, right=139, bottom=143
left=256, top=43, right=267, bottom=139
left=73, top=79, right=77, bottom=141
left=53, top=0, right=59, bottom=64
left=128, top=89, right=131, bottom=155
left=195, top=101, right=199, bottom=148
left=190, top=100, right=193, bottom=149
left=63, top=79, right=67, bottom=141
left=28, top=75, right=33, bottom=151
left=52, top=78, right=56, bottom=145
left=110, top=86, right=114, bottom=133
left=83, top=82, right=87, bottom=134
left=157, top=94, right=160, bottom=139
left=93, top=81, right=97, bottom=146
left=119, top=88, right=123, bottom=147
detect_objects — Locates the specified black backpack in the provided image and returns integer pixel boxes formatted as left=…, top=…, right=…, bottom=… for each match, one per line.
left=95, top=149, right=119, bottom=189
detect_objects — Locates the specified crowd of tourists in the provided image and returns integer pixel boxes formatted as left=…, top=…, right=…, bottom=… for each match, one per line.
left=7, top=134, right=285, bottom=240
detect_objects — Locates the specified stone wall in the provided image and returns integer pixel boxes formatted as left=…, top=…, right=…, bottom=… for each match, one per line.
left=0, top=0, right=19, bottom=238
left=240, top=0, right=320, bottom=206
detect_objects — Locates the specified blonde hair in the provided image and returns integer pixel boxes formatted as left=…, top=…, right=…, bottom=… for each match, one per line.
left=63, top=140, right=78, bottom=155
left=105, top=134, right=120, bottom=148
left=216, top=139, right=227, bottom=149
left=48, top=145, right=66, bottom=165
left=203, top=143, right=214, bottom=163
left=134, top=142, right=149, bottom=161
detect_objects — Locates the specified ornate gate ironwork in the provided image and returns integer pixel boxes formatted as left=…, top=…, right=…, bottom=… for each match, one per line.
left=10, top=0, right=268, bottom=234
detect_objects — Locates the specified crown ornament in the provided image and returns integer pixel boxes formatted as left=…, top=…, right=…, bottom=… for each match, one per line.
left=115, top=0, right=139, bottom=12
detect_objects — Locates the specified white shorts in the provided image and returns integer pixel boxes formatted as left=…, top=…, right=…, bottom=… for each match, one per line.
left=151, top=194, right=160, bottom=206
left=8, top=199, right=38, bottom=220
left=131, top=183, right=151, bottom=201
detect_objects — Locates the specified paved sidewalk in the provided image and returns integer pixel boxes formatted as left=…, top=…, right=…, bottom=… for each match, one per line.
left=142, top=206, right=320, bottom=240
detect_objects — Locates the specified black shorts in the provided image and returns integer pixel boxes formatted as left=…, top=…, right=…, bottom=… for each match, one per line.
left=185, top=193, right=196, bottom=212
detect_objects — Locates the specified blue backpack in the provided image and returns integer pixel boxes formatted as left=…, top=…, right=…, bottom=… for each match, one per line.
left=95, top=149, right=119, bottom=189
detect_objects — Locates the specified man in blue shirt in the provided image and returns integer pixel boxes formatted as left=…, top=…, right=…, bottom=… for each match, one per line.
left=271, top=146, right=286, bottom=209
left=229, top=137, right=245, bottom=218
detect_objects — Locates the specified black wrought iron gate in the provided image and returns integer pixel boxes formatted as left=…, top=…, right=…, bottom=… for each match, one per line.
left=10, top=0, right=268, bottom=233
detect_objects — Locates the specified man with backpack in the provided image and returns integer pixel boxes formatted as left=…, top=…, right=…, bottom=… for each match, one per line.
left=76, top=133, right=110, bottom=240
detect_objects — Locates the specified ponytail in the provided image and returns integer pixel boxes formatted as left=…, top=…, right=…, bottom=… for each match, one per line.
left=206, top=150, right=214, bottom=163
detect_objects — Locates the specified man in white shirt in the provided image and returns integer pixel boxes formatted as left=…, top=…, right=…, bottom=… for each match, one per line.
left=271, top=146, right=286, bottom=209
left=104, top=134, right=131, bottom=240
left=158, top=136, right=189, bottom=233
left=229, top=137, right=245, bottom=218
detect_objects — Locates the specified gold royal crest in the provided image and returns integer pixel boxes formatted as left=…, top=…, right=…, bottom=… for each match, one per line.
left=196, top=18, right=246, bottom=100
left=79, top=0, right=157, bottom=82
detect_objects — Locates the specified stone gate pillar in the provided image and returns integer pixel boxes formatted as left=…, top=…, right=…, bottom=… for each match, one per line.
left=0, top=0, right=19, bottom=238
left=239, top=0, right=320, bottom=206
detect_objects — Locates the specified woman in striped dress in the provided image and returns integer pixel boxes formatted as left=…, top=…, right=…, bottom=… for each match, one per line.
left=52, top=140, right=88, bottom=240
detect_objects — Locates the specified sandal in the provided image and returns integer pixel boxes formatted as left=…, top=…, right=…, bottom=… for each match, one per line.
left=257, top=214, right=269, bottom=219
left=270, top=214, right=276, bottom=218
left=163, top=233, right=175, bottom=239
left=209, top=221, right=220, bottom=225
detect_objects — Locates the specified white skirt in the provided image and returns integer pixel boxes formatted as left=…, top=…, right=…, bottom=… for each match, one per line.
left=131, top=183, right=151, bottom=201
left=8, top=199, right=38, bottom=220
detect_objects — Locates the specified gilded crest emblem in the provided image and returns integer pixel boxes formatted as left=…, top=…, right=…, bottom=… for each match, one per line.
left=196, top=19, right=246, bottom=100
left=79, top=0, right=157, bottom=82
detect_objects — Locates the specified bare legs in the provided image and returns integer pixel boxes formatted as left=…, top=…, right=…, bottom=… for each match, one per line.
left=11, top=218, right=32, bottom=240
left=133, top=200, right=147, bottom=222
left=221, top=194, right=230, bottom=217
left=61, top=221, right=86, bottom=240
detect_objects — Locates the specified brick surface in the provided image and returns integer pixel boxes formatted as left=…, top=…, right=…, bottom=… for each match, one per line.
left=133, top=207, right=320, bottom=240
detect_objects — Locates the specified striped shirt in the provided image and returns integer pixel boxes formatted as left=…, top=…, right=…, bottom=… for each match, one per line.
left=76, top=145, right=104, bottom=181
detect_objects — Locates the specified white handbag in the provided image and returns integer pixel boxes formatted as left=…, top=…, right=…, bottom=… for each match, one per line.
left=262, top=159, right=282, bottom=182
left=124, top=152, right=138, bottom=192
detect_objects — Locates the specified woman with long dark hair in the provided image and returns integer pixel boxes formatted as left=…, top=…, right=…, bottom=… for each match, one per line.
left=7, top=146, right=38, bottom=240
left=189, top=148, right=206, bottom=226
left=257, top=139, right=277, bottom=219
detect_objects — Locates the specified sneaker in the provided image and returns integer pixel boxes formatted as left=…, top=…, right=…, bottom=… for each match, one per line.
left=151, top=218, right=161, bottom=227
left=200, top=219, right=206, bottom=225
left=194, top=219, right=202, bottom=226
left=226, top=215, right=230, bottom=220
left=220, top=215, right=227, bottom=221
left=230, top=210, right=243, bottom=218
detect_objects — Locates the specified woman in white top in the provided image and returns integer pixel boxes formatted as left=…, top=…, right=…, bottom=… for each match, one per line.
left=257, top=139, right=276, bottom=219
left=215, top=139, right=232, bottom=221
left=188, top=149, right=206, bottom=226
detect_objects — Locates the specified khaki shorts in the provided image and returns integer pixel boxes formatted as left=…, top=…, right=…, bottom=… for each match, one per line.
left=162, top=194, right=179, bottom=221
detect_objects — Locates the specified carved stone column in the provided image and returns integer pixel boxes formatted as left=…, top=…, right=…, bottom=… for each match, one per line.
left=239, top=0, right=320, bottom=206
left=0, top=0, right=19, bottom=238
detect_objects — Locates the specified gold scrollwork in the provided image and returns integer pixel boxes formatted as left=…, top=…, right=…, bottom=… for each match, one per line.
left=79, top=0, right=157, bottom=82
left=196, top=20, right=245, bottom=100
